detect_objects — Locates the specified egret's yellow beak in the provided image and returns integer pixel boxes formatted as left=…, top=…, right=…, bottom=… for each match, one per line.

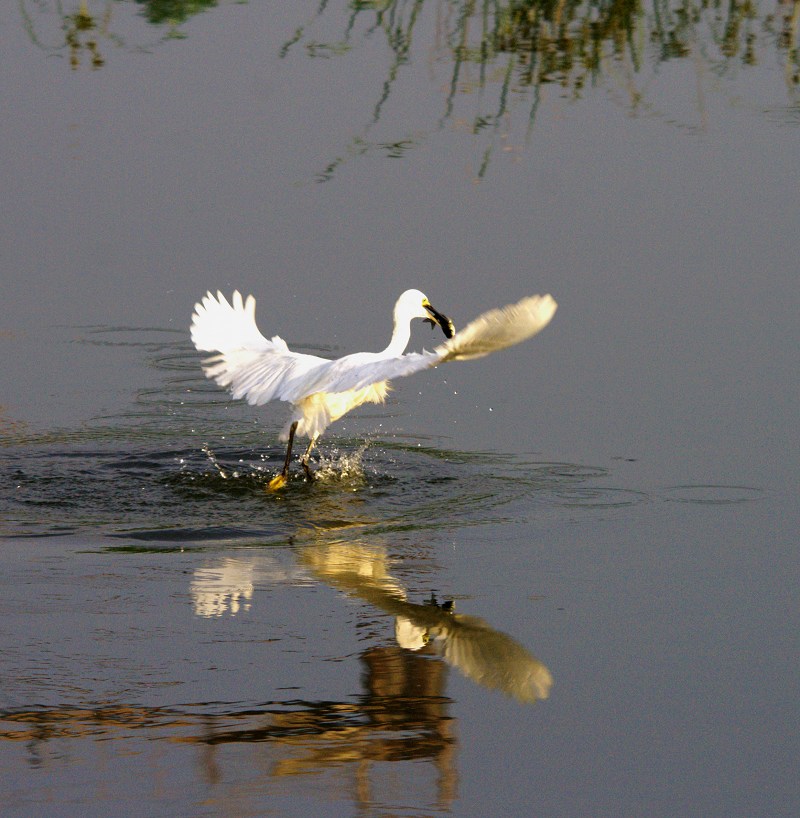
left=423, top=300, right=456, bottom=339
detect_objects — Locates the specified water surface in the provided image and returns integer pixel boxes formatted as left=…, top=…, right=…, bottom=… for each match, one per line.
left=1, top=1, right=798, bottom=815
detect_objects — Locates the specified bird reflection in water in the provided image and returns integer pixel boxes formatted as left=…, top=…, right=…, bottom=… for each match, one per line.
left=0, top=540, right=551, bottom=810
left=184, top=539, right=551, bottom=804
left=191, top=558, right=254, bottom=617
left=188, top=540, right=552, bottom=703
left=297, top=541, right=552, bottom=705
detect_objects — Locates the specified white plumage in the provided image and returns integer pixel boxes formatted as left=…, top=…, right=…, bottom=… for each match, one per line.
left=190, top=288, right=557, bottom=487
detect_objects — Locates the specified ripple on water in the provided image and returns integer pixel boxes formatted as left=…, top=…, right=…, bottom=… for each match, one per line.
left=1, top=437, right=629, bottom=543
left=553, top=487, right=651, bottom=509
left=0, top=327, right=659, bottom=542
left=662, top=484, right=764, bottom=505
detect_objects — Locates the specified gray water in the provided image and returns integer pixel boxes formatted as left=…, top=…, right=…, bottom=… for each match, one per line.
left=1, top=1, right=798, bottom=815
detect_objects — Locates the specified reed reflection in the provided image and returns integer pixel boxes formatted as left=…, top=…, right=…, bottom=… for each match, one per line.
left=19, top=1, right=798, bottom=174
left=284, top=0, right=800, bottom=178
left=18, top=0, right=213, bottom=65
left=22, top=1, right=799, bottom=94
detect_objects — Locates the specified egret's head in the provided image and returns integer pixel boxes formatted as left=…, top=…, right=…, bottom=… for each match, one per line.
left=396, top=289, right=455, bottom=339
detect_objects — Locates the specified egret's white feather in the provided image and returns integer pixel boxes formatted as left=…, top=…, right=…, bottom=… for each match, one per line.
left=434, top=294, right=558, bottom=362
left=190, top=290, right=273, bottom=353
left=190, top=289, right=557, bottom=453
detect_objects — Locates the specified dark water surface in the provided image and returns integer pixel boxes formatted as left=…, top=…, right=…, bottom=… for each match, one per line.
left=1, top=1, right=798, bottom=816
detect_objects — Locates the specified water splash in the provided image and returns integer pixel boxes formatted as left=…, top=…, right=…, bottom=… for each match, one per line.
left=311, top=442, right=369, bottom=487
left=200, top=443, right=230, bottom=479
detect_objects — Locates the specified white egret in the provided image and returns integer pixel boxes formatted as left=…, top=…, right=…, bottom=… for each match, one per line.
left=191, top=288, right=557, bottom=489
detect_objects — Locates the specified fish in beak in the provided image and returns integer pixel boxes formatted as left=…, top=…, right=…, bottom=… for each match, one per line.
left=423, top=299, right=456, bottom=339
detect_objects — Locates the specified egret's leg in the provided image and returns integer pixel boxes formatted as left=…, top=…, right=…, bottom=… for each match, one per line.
left=301, top=436, right=318, bottom=481
left=267, top=421, right=297, bottom=491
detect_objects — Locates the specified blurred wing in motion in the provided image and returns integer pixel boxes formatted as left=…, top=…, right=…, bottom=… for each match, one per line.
left=436, top=294, right=557, bottom=362
left=432, top=614, right=553, bottom=704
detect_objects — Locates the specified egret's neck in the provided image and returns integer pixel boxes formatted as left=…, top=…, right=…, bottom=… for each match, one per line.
left=382, top=313, right=412, bottom=358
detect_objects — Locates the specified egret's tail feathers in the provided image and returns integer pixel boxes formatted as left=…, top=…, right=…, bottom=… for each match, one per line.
left=191, top=290, right=274, bottom=353
left=435, top=294, right=557, bottom=362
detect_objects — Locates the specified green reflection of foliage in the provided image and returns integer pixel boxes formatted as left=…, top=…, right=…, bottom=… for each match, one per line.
left=64, top=1, right=107, bottom=68
left=443, top=0, right=800, bottom=92
left=284, top=0, right=800, bottom=179
left=18, top=0, right=117, bottom=69
left=18, top=0, right=223, bottom=68
left=134, top=0, right=217, bottom=26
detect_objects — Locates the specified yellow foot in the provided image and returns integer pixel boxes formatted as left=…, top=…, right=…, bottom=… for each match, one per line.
left=267, top=473, right=288, bottom=491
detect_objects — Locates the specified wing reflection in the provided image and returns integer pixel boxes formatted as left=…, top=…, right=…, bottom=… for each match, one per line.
left=190, top=558, right=254, bottom=617
left=298, top=541, right=552, bottom=704
left=189, top=540, right=552, bottom=703
left=183, top=513, right=551, bottom=799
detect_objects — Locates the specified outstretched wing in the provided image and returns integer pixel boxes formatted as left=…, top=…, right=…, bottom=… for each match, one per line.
left=191, top=290, right=332, bottom=406
left=190, top=291, right=558, bottom=407
left=274, top=293, right=558, bottom=394
left=191, top=290, right=272, bottom=353
left=434, top=294, right=557, bottom=362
